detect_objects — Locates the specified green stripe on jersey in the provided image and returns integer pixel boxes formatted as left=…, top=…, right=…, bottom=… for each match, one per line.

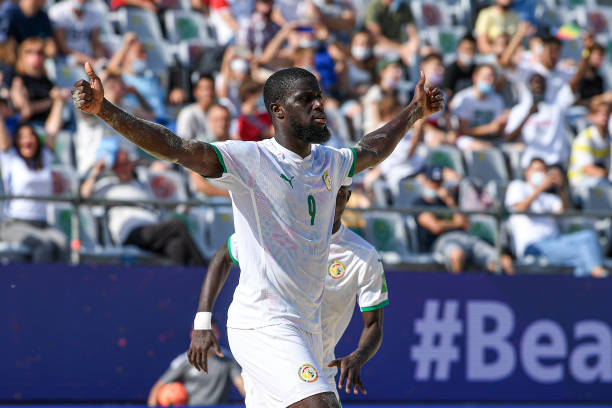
left=348, top=147, right=357, bottom=177
left=361, top=299, right=389, bottom=312
left=227, top=236, right=239, bottom=265
left=381, top=272, right=388, bottom=294
left=208, top=143, right=227, bottom=173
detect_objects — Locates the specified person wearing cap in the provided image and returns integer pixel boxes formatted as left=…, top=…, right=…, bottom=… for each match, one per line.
left=415, top=165, right=513, bottom=274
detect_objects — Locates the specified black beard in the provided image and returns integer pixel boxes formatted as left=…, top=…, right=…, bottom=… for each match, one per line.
left=289, top=116, right=331, bottom=144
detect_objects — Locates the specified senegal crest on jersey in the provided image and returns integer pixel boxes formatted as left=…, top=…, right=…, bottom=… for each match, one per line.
left=322, top=171, right=332, bottom=191
left=328, top=260, right=346, bottom=279
left=298, top=363, right=319, bottom=383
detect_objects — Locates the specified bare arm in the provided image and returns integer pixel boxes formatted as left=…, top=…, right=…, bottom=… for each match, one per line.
left=504, top=105, right=536, bottom=141
left=0, top=109, right=11, bottom=152
left=147, top=380, right=163, bottom=407
left=569, top=34, right=594, bottom=93
left=418, top=212, right=466, bottom=235
left=328, top=309, right=384, bottom=395
left=188, top=241, right=234, bottom=373
left=353, top=72, right=444, bottom=174
left=232, top=375, right=246, bottom=398
left=477, top=33, right=495, bottom=55
left=72, top=62, right=224, bottom=177
left=106, top=33, right=137, bottom=75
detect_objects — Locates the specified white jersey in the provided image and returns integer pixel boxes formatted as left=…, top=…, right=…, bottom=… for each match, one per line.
left=229, top=223, right=389, bottom=384
left=210, top=138, right=356, bottom=334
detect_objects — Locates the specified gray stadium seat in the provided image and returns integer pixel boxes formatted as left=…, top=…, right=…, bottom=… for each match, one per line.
left=139, top=169, right=189, bottom=203
left=188, top=206, right=234, bottom=259
left=53, top=131, right=75, bottom=168
left=585, top=185, right=612, bottom=210
left=362, top=211, right=412, bottom=265
left=164, top=10, right=218, bottom=45
left=50, top=165, right=79, bottom=197
left=393, top=178, right=422, bottom=209
left=425, top=145, right=465, bottom=175
left=464, top=148, right=509, bottom=184
left=112, top=8, right=163, bottom=40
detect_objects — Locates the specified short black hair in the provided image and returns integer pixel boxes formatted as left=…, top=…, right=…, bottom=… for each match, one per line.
left=542, top=35, right=561, bottom=47
left=195, top=72, right=215, bottom=87
left=528, top=157, right=547, bottom=169
left=263, top=68, right=318, bottom=115
left=422, top=52, right=443, bottom=65
left=459, top=33, right=476, bottom=44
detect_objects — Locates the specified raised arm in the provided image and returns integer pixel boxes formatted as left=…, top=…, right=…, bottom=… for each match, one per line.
left=187, top=240, right=235, bottom=374
left=328, top=309, right=384, bottom=395
left=352, top=72, right=443, bottom=174
left=72, top=62, right=223, bottom=177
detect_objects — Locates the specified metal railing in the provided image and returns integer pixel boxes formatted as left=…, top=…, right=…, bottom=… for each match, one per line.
left=0, top=194, right=610, bottom=268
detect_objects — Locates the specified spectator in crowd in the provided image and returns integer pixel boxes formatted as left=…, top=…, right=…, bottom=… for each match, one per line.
left=305, top=0, right=356, bottom=35
left=571, top=37, right=610, bottom=106
left=450, top=64, right=507, bottom=151
left=202, top=0, right=240, bottom=46
left=362, top=56, right=405, bottom=133
left=443, top=34, right=476, bottom=99
left=335, top=29, right=375, bottom=100
left=235, top=79, right=272, bottom=141
left=237, top=0, right=279, bottom=57
left=49, top=0, right=104, bottom=64
left=474, top=0, right=519, bottom=54
left=75, top=72, right=151, bottom=176
left=271, top=0, right=306, bottom=24
left=504, top=73, right=573, bottom=169
left=110, top=0, right=160, bottom=13
left=415, top=165, right=513, bottom=274
left=147, top=321, right=245, bottom=406
left=80, top=149, right=206, bottom=265
left=5, top=0, right=55, bottom=55
left=177, top=74, right=216, bottom=143
left=217, top=46, right=253, bottom=113
left=106, top=33, right=172, bottom=122
left=568, top=99, right=611, bottom=202
left=0, top=90, right=68, bottom=262
left=10, top=37, right=56, bottom=124
left=505, top=158, right=607, bottom=277
left=189, top=103, right=231, bottom=199
left=364, top=0, right=419, bottom=64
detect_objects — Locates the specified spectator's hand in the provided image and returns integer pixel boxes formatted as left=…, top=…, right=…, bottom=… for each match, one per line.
left=537, top=173, right=555, bottom=193
left=529, top=102, right=539, bottom=115
left=92, top=159, right=105, bottom=178
left=493, top=111, right=509, bottom=131
left=51, top=87, right=72, bottom=102
left=123, top=32, right=139, bottom=46
left=72, top=62, right=104, bottom=115
left=168, top=88, right=187, bottom=105
left=412, top=71, right=444, bottom=120
left=516, top=21, right=536, bottom=38
left=583, top=31, right=595, bottom=51
left=328, top=354, right=367, bottom=395
left=188, top=329, right=224, bottom=374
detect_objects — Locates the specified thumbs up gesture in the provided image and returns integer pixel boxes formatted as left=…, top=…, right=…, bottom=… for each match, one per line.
left=72, top=61, right=104, bottom=115
left=412, top=70, right=444, bottom=120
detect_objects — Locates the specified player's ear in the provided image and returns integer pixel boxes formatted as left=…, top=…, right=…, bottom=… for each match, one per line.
left=270, top=103, right=284, bottom=120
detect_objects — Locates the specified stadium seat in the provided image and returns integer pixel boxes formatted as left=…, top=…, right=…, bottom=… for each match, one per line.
left=500, top=146, right=524, bottom=180
left=111, top=8, right=163, bottom=40
left=53, top=131, right=76, bottom=168
left=392, top=178, right=422, bottom=209
left=139, top=169, right=189, bottom=204
left=362, top=211, right=412, bottom=265
left=410, top=0, right=471, bottom=30
left=0, top=241, right=29, bottom=263
left=468, top=214, right=498, bottom=246
left=51, top=165, right=79, bottom=197
left=164, top=10, right=218, bottom=46
left=141, top=39, right=174, bottom=77
left=585, top=185, right=612, bottom=210
left=187, top=206, right=235, bottom=259
left=419, top=27, right=467, bottom=63
left=45, top=59, right=87, bottom=90
left=425, top=145, right=465, bottom=175
left=46, top=204, right=98, bottom=252
left=464, top=149, right=509, bottom=184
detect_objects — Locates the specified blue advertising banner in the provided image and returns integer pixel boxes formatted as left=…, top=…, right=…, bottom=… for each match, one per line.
left=2, top=265, right=612, bottom=402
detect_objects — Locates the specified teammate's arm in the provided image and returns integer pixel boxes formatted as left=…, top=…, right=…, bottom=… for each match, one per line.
left=352, top=71, right=444, bottom=174
left=188, top=241, right=233, bottom=374
left=72, top=62, right=223, bottom=178
left=328, top=309, right=384, bottom=395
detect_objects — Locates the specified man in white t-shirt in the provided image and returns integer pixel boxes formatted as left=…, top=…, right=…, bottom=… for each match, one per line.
left=504, top=157, right=607, bottom=277
left=450, top=64, right=507, bottom=151
left=176, top=74, right=216, bottom=143
left=73, top=63, right=441, bottom=408
left=504, top=73, right=574, bottom=169
left=191, top=186, right=387, bottom=400
left=49, top=0, right=104, bottom=63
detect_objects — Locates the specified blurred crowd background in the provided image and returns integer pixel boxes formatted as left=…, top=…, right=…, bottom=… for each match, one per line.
left=1, top=0, right=612, bottom=275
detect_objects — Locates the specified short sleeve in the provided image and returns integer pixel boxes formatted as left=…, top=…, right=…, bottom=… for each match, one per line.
left=450, top=94, right=470, bottom=120
left=333, top=146, right=357, bottom=187
left=504, top=103, right=529, bottom=135
left=228, top=233, right=239, bottom=265
left=357, top=253, right=389, bottom=312
left=474, top=8, right=490, bottom=36
left=206, top=140, right=259, bottom=192
left=547, top=194, right=563, bottom=213
left=555, top=84, right=576, bottom=110
left=504, top=180, right=527, bottom=210
left=364, top=1, right=380, bottom=25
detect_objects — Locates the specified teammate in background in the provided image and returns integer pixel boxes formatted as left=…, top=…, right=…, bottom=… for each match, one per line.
left=192, top=186, right=387, bottom=399
left=72, top=62, right=441, bottom=407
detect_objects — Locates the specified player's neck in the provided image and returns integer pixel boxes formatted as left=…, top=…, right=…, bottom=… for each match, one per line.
left=273, top=134, right=311, bottom=158
left=332, top=219, right=342, bottom=234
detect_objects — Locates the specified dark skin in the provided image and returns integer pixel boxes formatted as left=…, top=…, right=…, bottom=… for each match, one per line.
left=74, top=62, right=434, bottom=408
left=504, top=74, right=545, bottom=141
left=189, top=187, right=384, bottom=397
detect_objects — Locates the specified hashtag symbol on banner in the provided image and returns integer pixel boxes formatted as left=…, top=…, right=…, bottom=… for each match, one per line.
left=410, top=299, right=463, bottom=381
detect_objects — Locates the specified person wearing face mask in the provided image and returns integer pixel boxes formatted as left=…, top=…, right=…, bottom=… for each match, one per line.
left=504, top=73, right=574, bottom=169
left=49, top=0, right=104, bottom=64
left=336, top=30, right=375, bottom=100
left=450, top=64, right=508, bottom=151
left=474, top=0, right=519, bottom=55
left=415, top=165, right=513, bottom=274
left=568, top=99, right=612, bottom=204
left=443, top=34, right=476, bottom=99
left=505, top=158, right=607, bottom=277
left=361, top=57, right=405, bottom=133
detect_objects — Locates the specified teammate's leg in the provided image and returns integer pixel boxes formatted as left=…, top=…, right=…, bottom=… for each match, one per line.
left=288, top=392, right=340, bottom=408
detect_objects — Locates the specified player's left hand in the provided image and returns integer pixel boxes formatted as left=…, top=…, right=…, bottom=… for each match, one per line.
left=412, top=70, right=444, bottom=120
left=328, top=354, right=366, bottom=395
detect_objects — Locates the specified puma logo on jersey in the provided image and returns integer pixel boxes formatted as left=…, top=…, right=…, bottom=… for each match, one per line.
left=280, top=173, right=294, bottom=188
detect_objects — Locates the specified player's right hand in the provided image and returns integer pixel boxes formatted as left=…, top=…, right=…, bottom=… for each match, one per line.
left=188, top=329, right=224, bottom=374
left=72, top=61, right=104, bottom=115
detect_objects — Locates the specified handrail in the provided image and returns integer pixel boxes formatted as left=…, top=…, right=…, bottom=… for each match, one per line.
left=0, top=194, right=610, bottom=267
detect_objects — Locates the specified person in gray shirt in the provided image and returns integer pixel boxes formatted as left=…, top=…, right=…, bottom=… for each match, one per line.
left=148, top=322, right=245, bottom=406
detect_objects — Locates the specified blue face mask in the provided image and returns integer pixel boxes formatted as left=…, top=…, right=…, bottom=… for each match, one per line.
left=477, top=81, right=493, bottom=95
left=423, top=187, right=438, bottom=200
left=131, top=58, right=147, bottom=75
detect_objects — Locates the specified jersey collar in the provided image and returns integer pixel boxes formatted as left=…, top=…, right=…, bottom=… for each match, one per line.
left=270, top=138, right=314, bottom=164
left=330, top=224, right=345, bottom=243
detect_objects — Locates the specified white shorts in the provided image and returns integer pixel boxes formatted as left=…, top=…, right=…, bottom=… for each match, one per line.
left=228, top=324, right=335, bottom=407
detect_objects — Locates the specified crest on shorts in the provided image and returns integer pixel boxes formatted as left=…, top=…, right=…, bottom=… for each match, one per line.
left=298, top=363, right=319, bottom=383
left=322, top=171, right=332, bottom=191
left=328, top=260, right=346, bottom=280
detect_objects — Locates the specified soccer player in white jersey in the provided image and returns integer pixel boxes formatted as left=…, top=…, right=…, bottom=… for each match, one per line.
left=72, top=62, right=442, bottom=407
left=192, top=186, right=387, bottom=402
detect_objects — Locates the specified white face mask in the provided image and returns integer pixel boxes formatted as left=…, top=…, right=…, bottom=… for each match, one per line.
left=532, top=44, right=543, bottom=55
left=530, top=171, right=546, bottom=187
left=71, top=0, right=85, bottom=11
left=382, top=77, right=399, bottom=90
left=457, top=53, right=474, bottom=66
left=351, top=46, right=372, bottom=61
left=130, top=58, right=147, bottom=75
left=230, top=58, right=249, bottom=74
